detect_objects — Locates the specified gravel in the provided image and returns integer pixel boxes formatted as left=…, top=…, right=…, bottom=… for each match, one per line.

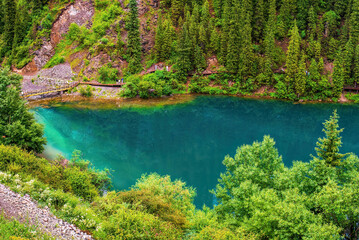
left=0, top=183, right=93, bottom=240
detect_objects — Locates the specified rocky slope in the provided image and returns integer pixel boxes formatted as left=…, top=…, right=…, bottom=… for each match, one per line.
left=0, top=183, right=93, bottom=240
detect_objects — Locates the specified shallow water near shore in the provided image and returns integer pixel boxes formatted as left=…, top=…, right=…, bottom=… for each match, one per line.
left=33, top=95, right=359, bottom=207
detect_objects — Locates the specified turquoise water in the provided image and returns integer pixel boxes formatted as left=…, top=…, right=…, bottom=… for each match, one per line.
left=33, top=96, right=359, bottom=207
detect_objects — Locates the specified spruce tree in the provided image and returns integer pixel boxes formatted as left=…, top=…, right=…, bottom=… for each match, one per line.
left=210, top=28, right=220, bottom=54
left=171, top=0, right=183, bottom=26
left=332, top=49, right=345, bottom=97
left=285, top=22, right=301, bottom=92
left=343, top=38, right=354, bottom=84
left=3, top=0, right=16, bottom=54
left=177, top=23, right=192, bottom=77
left=253, top=0, right=265, bottom=42
left=354, top=44, right=359, bottom=84
left=315, top=110, right=345, bottom=167
left=127, top=0, right=142, bottom=74
left=295, top=54, right=306, bottom=97
left=350, top=0, right=359, bottom=45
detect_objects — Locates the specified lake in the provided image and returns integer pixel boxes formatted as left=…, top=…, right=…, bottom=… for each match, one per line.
left=33, top=96, right=359, bottom=207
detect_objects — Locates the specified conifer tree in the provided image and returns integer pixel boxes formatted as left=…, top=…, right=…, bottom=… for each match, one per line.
left=308, top=6, right=317, bottom=38
left=332, top=49, right=345, bottom=97
left=238, top=3, right=254, bottom=79
left=210, top=28, right=220, bottom=54
left=285, top=22, right=301, bottom=92
left=177, top=23, right=192, bottom=76
left=354, top=44, right=359, bottom=83
left=297, top=0, right=309, bottom=30
left=295, top=54, right=306, bottom=96
left=226, top=26, right=240, bottom=73
left=127, top=0, right=142, bottom=74
left=315, top=110, right=345, bottom=167
left=194, top=45, right=206, bottom=72
left=3, top=0, right=16, bottom=53
left=279, top=0, right=296, bottom=31
left=343, top=38, right=354, bottom=84
left=171, top=0, right=183, bottom=26
left=13, top=0, right=29, bottom=51
left=201, top=0, right=210, bottom=28
left=253, top=0, right=265, bottom=42
left=350, top=0, right=359, bottom=45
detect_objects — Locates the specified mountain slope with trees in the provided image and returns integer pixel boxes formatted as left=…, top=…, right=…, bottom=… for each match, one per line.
left=2, top=0, right=359, bottom=101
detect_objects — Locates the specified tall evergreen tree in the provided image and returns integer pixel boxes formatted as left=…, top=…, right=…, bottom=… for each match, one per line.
left=253, top=0, right=265, bottom=42
left=332, top=49, right=345, bottom=97
left=177, top=23, right=192, bottom=77
left=127, top=0, right=142, bottom=74
left=3, top=0, right=16, bottom=54
left=295, top=53, right=307, bottom=96
left=285, top=22, right=301, bottom=92
left=315, top=110, right=345, bottom=167
left=350, top=0, right=359, bottom=45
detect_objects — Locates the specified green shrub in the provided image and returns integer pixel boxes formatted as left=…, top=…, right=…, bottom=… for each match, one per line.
left=0, top=214, right=54, bottom=240
left=0, top=145, right=110, bottom=201
left=79, top=86, right=93, bottom=97
left=98, top=64, right=119, bottom=83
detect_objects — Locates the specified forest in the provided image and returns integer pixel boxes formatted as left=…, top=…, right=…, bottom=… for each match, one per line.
left=0, top=0, right=358, bottom=100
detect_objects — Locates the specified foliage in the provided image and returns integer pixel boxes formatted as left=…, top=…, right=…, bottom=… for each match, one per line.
left=0, top=145, right=110, bottom=201
left=0, top=214, right=54, bottom=240
left=98, top=64, right=119, bottom=83
left=0, top=69, right=46, bottom=153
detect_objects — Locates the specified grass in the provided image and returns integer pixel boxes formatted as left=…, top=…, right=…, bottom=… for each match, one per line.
left=0, top=214, right=54, bottom=240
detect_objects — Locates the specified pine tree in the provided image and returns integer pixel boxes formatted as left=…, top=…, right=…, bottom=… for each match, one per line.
left=279, top=0, right=296, bottom=31
left=171, top=0, right=184, bottom=26
left=127, top=0, right=142, bottom=74
left=308, top=6, right=317, bottom=38
left=3, top=0, right=16, bottom=54
left=201, top=0, right=210, bottom=28
left=154, top=16, right=165, bottom=61
left=343, top=38, right=354, bottom=84
left=253, top=0, right=265, bottom=42
left=238, top=3, right=254, bottom=79
left=332, top=49, right=345, bottom=97
left=350, top=0, right=359, bottom=45
left=194, top=45, right=206, bottom=72
left=285, top=22, right=301, bottom=92
left=315, top=110, right=345, bottom=167
left=226, top=26, right=240, bottom=73
left=297, top=0, right=309, bottom=31
left=354, top=44, right=359, bottom=84
left=177, top=23, right=192, bottom=76
left=12, top=0, right=29, bottom=51
left=210, top=28, right=220, bottom=54
left=295, top=53, right=307, bottom=96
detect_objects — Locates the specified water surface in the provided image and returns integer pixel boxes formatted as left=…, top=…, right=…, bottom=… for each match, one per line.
left=33, top=96, right=359, bottom=207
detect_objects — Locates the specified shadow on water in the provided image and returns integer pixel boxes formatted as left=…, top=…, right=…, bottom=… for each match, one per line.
left=33, top=95, right=359, bottom=207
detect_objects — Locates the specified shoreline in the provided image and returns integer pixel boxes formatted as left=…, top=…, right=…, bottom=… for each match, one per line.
left=26, top=91, right=355, bottom=109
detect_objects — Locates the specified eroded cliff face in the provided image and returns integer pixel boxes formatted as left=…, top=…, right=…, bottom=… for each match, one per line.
left=20, top=0, right=160, bottom=80
left=33, top=0, right=95, bottom=71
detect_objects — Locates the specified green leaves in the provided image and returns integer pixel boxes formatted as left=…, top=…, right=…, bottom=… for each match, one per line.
left=214, top=112, right=359, bottom=239
left=0, top=69, right=46, bottom=153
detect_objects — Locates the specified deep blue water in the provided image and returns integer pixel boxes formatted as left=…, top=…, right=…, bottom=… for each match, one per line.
left=33, top=96, right=359, bottom=207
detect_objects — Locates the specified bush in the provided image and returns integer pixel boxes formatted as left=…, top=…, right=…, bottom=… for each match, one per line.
left=79, top=86, right=93, bottom=97
left=0, top=145, right=110, bottom=201
left=98, top=64, right=119, bottom=83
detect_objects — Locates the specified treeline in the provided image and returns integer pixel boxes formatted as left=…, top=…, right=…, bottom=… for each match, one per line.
left=148, top=0, right=359, bottom=100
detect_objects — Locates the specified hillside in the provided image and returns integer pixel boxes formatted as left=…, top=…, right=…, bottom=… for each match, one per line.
left=2, top=0, right=359, bottom=101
